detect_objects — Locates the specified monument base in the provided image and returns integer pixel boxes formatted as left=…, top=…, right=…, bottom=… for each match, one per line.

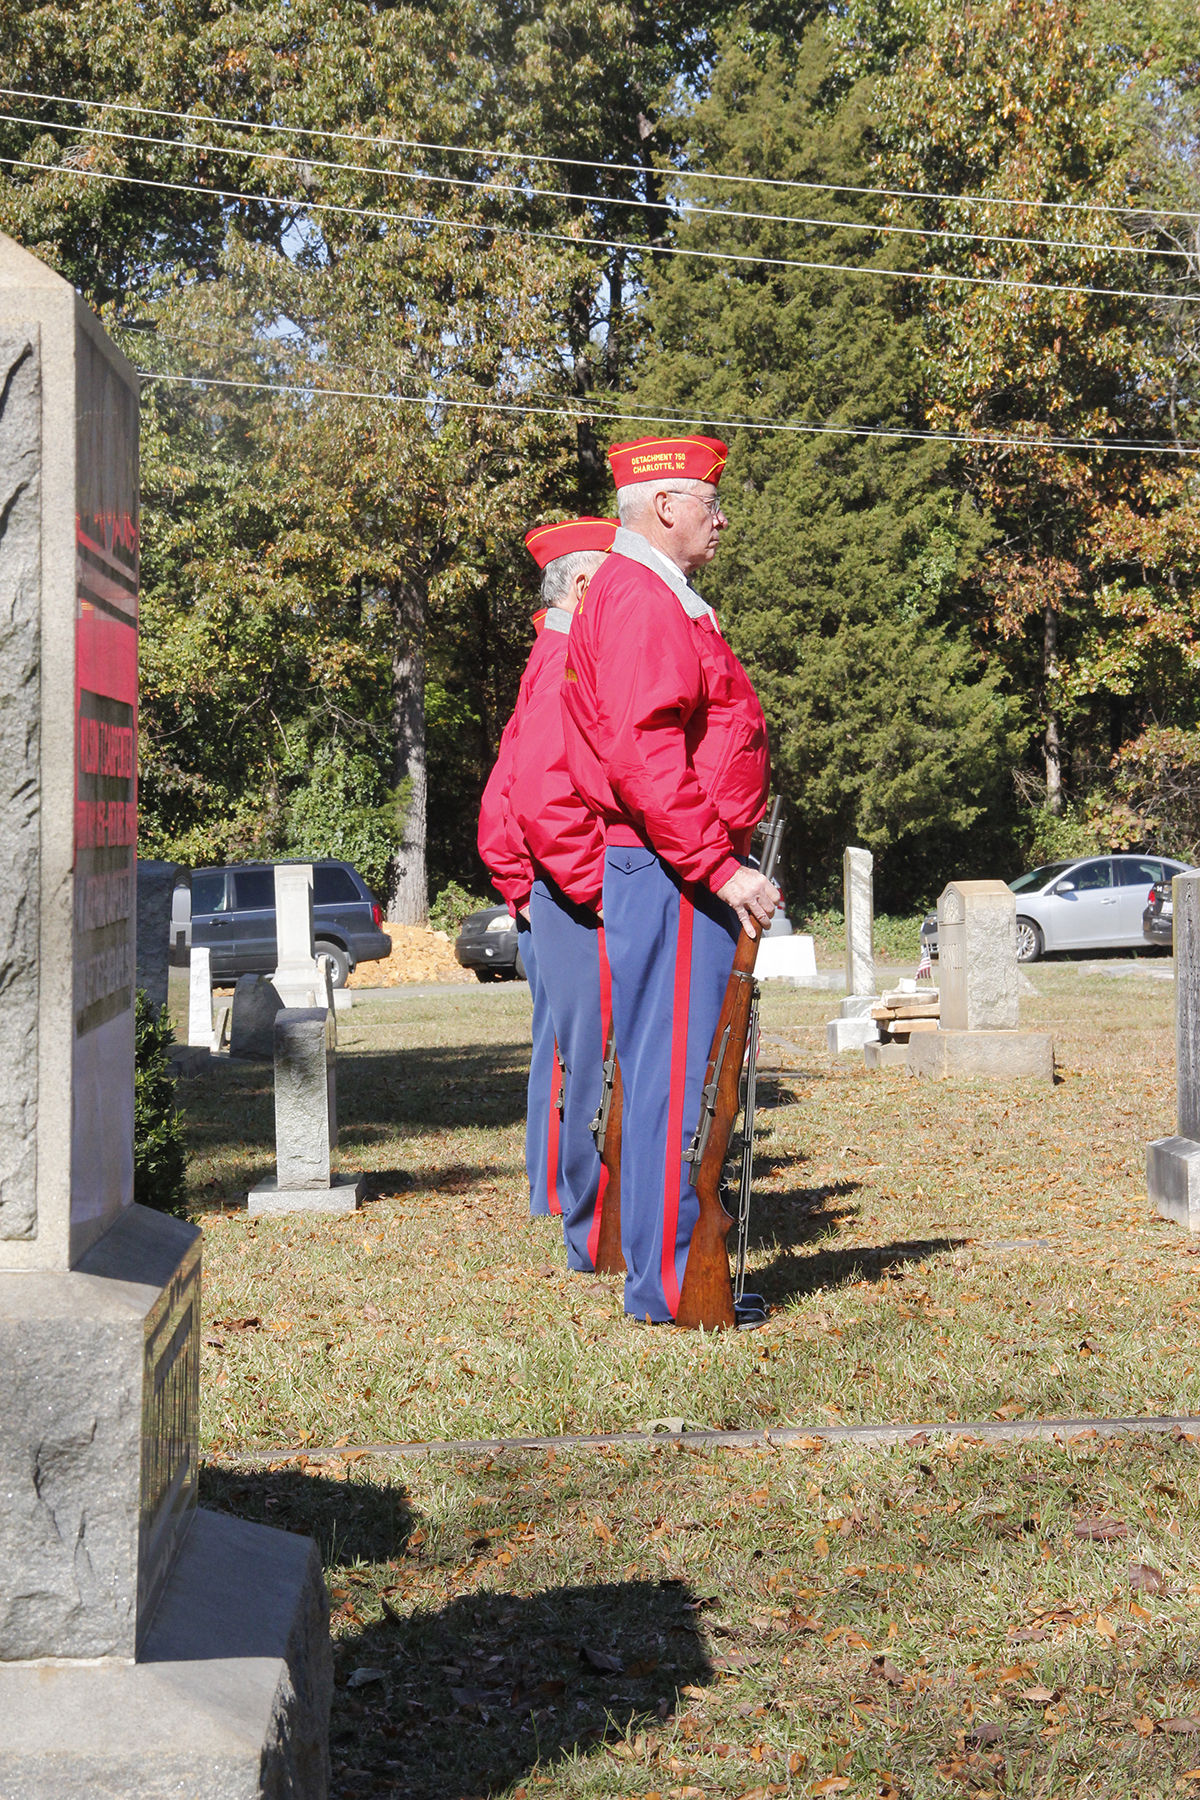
left=864, top=1039, right=909, bottom=1069
left=1147, top=1136, right=1200, bottom=1230
left=827, top=1016, right=878, bottom=1054
left=0, top=1509, right=332, bottom=1799
left=248, top=1171, right=365, bottom=1216
left=907, top=1029, right=1054, bottom=1082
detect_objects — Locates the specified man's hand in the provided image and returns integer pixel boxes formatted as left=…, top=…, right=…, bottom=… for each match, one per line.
left=716, top=866, right=780, bottom=938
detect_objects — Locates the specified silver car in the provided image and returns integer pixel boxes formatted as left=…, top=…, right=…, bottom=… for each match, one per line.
left=1010, top=854, right=1190, bottom=962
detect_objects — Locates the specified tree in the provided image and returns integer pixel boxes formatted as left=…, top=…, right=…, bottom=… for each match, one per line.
left=842, top=0, right=1200, bottom=827
left=622, top=19, right=1019, bottom=904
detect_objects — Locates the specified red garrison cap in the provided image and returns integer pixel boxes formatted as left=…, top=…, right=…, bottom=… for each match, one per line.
left=524, top=516, right=618, bottom=570
left=607, top=435, right=728, bottom=490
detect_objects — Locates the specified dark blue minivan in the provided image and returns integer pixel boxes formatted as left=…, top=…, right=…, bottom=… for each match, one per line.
left=188, top=860, right=391, bottom=987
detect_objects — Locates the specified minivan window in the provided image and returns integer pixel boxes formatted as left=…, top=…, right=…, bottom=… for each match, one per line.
left=191, top=871, right=226, bottom=914
left=235, top=869, right=275, bottom=909
left=314, top=865, right=360, bottom=905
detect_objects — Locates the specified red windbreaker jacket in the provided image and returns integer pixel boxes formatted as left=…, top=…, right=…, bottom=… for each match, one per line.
left=507, top=611, right=605, bottom=909
left=560, top=529, right=770, bottom=894
left=476, top=617, right=548, bottom=913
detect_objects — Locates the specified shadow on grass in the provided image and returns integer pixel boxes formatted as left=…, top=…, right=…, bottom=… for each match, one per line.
left=761, top=1236, right=968, bottom=1304
left=200, top=1463, right=713, bottom=1800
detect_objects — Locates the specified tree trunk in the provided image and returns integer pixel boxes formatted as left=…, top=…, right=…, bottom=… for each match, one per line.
left=389, top=576, right=428, bottom=924
left=1043, top=600, right=1064, bottom=816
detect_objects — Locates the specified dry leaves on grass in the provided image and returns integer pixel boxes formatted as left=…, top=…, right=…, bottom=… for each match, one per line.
left=1073, top=1516, right=1128, bottom=1541
left=346, top=925, right=473, bottom=986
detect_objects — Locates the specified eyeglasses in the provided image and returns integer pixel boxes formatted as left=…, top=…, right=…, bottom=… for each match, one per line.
left=659, top=487, right=726, bottom=518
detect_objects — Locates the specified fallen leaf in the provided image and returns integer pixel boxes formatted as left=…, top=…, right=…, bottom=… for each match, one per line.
left=1007, top=1627, right=1048, bottom=1643
left=813, top=1535, right=831, bottom=1559
left=714, top=1651, right=761, bottom=1672
left=579, top=1646, right=624, bottom=1674
left=1177, top=1770, right=1200, bottom=1784
left=1095, top=1615, right=1119, bottom=1640
left=1020, top=1686, right=1057, bottom=1703
left=810, top=1782, right=850, bottom=1796
left=1130, top=1563, right=1166, bottom=1594
left=868, top=1655, right=904, bottom=1687
left=993, top=1401, right=1025, bottom=1419
left=669, top=1789, right=705, bottom=1799
left=1130, top=1600, right=1152, bottom=1621
left=347, top=1667, right=385, bottom=1689
left=625, top=1657, right=659, bottom=1678
left=970, top=1725, right=1005, bottom=1745
left=213, top=1315, right=260, bottom=1331
left=906, top=1432, right=930, bottom=1448
left=681, top=1684, right=707, bottom=1700
left=1134, top=1716, right=1155, bottom=1737
left=451, top=1686, right=507, bottom=1708
left=1073, top=1517, right=1128, bottom=1542
left=1161, top=1718, right=1200, bottom=1735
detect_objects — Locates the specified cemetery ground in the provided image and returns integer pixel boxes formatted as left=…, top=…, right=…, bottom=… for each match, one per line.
left=180, top=966, right=1200, bottom=1799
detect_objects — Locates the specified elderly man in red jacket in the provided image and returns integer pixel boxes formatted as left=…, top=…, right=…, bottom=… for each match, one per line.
left=561, top=437, right=777, bottom=1323
left=479, top=519, right=617, bottom=1257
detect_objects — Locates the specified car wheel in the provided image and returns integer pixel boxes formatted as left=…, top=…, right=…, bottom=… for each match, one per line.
left=315, top=940, right=351, bottom=988
left=476, top=968, right=500, bottom=982
left=1015, top=917, right=1043, bottom=963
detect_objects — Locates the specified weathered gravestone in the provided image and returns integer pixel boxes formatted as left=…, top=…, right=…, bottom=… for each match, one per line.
left=187, top=943, right=213, bottom=1048
left=826, top=846, right=879, bottom=1053
left=1147, top=871, right=1200, bottom=1228
left=0, top=233, right=330, bottom=1795
left=248, top=1008, right=364, bottom=1216
left=907, top=879, right=1053, bottom=1081
left=229, top=864, right=338, bottom=1056
left=135, top=858, right=177, bottom=1016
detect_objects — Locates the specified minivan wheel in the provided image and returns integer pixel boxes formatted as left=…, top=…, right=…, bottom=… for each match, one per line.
left=1015, top=917, right=1043, bottom=963
left=315, top=940, right=351, bottom=988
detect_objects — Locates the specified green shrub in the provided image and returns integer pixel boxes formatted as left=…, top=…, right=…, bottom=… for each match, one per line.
left=134, top=990, right=188, bottom=1216
left=797, top=906, right=925, bottom=965
left=428, top=880, right=490, bottom=935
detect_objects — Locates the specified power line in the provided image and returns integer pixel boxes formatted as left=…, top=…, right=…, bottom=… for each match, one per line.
left=0, top=106, right=1183, bottom=264
left=4, top=82, right=1196, bottom=225
left=4, top=153, right=1194, bottom=309
left=138, top=368, right=1200, bottom=457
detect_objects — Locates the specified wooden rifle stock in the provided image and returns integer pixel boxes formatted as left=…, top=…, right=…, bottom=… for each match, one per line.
left=590, top=1024, right=626, bottom=1275
left=674, top=927, right=760, bottom=1330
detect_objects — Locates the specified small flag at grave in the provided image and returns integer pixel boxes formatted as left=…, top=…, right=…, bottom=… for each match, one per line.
left=916, top=940, right=933, bottom=981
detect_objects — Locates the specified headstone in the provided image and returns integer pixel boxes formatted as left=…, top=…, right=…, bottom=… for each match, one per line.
left=187, top=944, right=212, bottom=1048
left=135, top=859, right=177, bottom=1016
left=248, top=1007, right=363, bottom=1215
left=756, top=933, right=818, bottom=983
left=0, top=232, right=329, bottom=1793
left=229, top=971, right=284, bottom=1058
left=843, top=846, right=874, bottom=997
left=272, top=862, right=326, bottom=1008
left=905, top=877, right=1052, bottom=1081
left=168, top=874, right=190, bottom=966
left=938, top=879, right=1019, bottom=1030
left=1148, top=872, right=1200, bottom=1228
left=826, top=848, right=878, bottom=1052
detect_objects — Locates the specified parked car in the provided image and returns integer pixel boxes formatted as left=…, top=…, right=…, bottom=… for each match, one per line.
left=1144, top=869, right=1199, bottom=948
left=188, top=860, right=391, bottom=987
left=921, top=854, right=1191, bottom=964
left=454, top=905, right=527, bottom=980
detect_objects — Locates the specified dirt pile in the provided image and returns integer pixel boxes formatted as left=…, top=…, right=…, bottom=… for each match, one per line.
left=347, top=926, right=475, bottom=987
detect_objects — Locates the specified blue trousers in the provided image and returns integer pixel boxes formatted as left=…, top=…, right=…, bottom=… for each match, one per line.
left=520, top=921, right=563, bottom=1218
left=602, top=848, right=739, bottom=1321
left=529, top=878, right=611, bottom=1270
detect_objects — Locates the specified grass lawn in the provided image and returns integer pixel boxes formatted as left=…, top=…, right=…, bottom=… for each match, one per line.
left=183, top=960, right=1200, bottom=1797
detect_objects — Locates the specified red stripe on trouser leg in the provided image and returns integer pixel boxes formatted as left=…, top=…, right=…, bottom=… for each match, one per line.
left=661, top=884, right=694, bottom=1317
left=547, top=1042, right=563, bottom=1216
left=586, top=929, right=613, bottom=1267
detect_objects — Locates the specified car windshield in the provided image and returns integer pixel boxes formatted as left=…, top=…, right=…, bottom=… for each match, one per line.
left=1009, top=861, right=1074, bottom=894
